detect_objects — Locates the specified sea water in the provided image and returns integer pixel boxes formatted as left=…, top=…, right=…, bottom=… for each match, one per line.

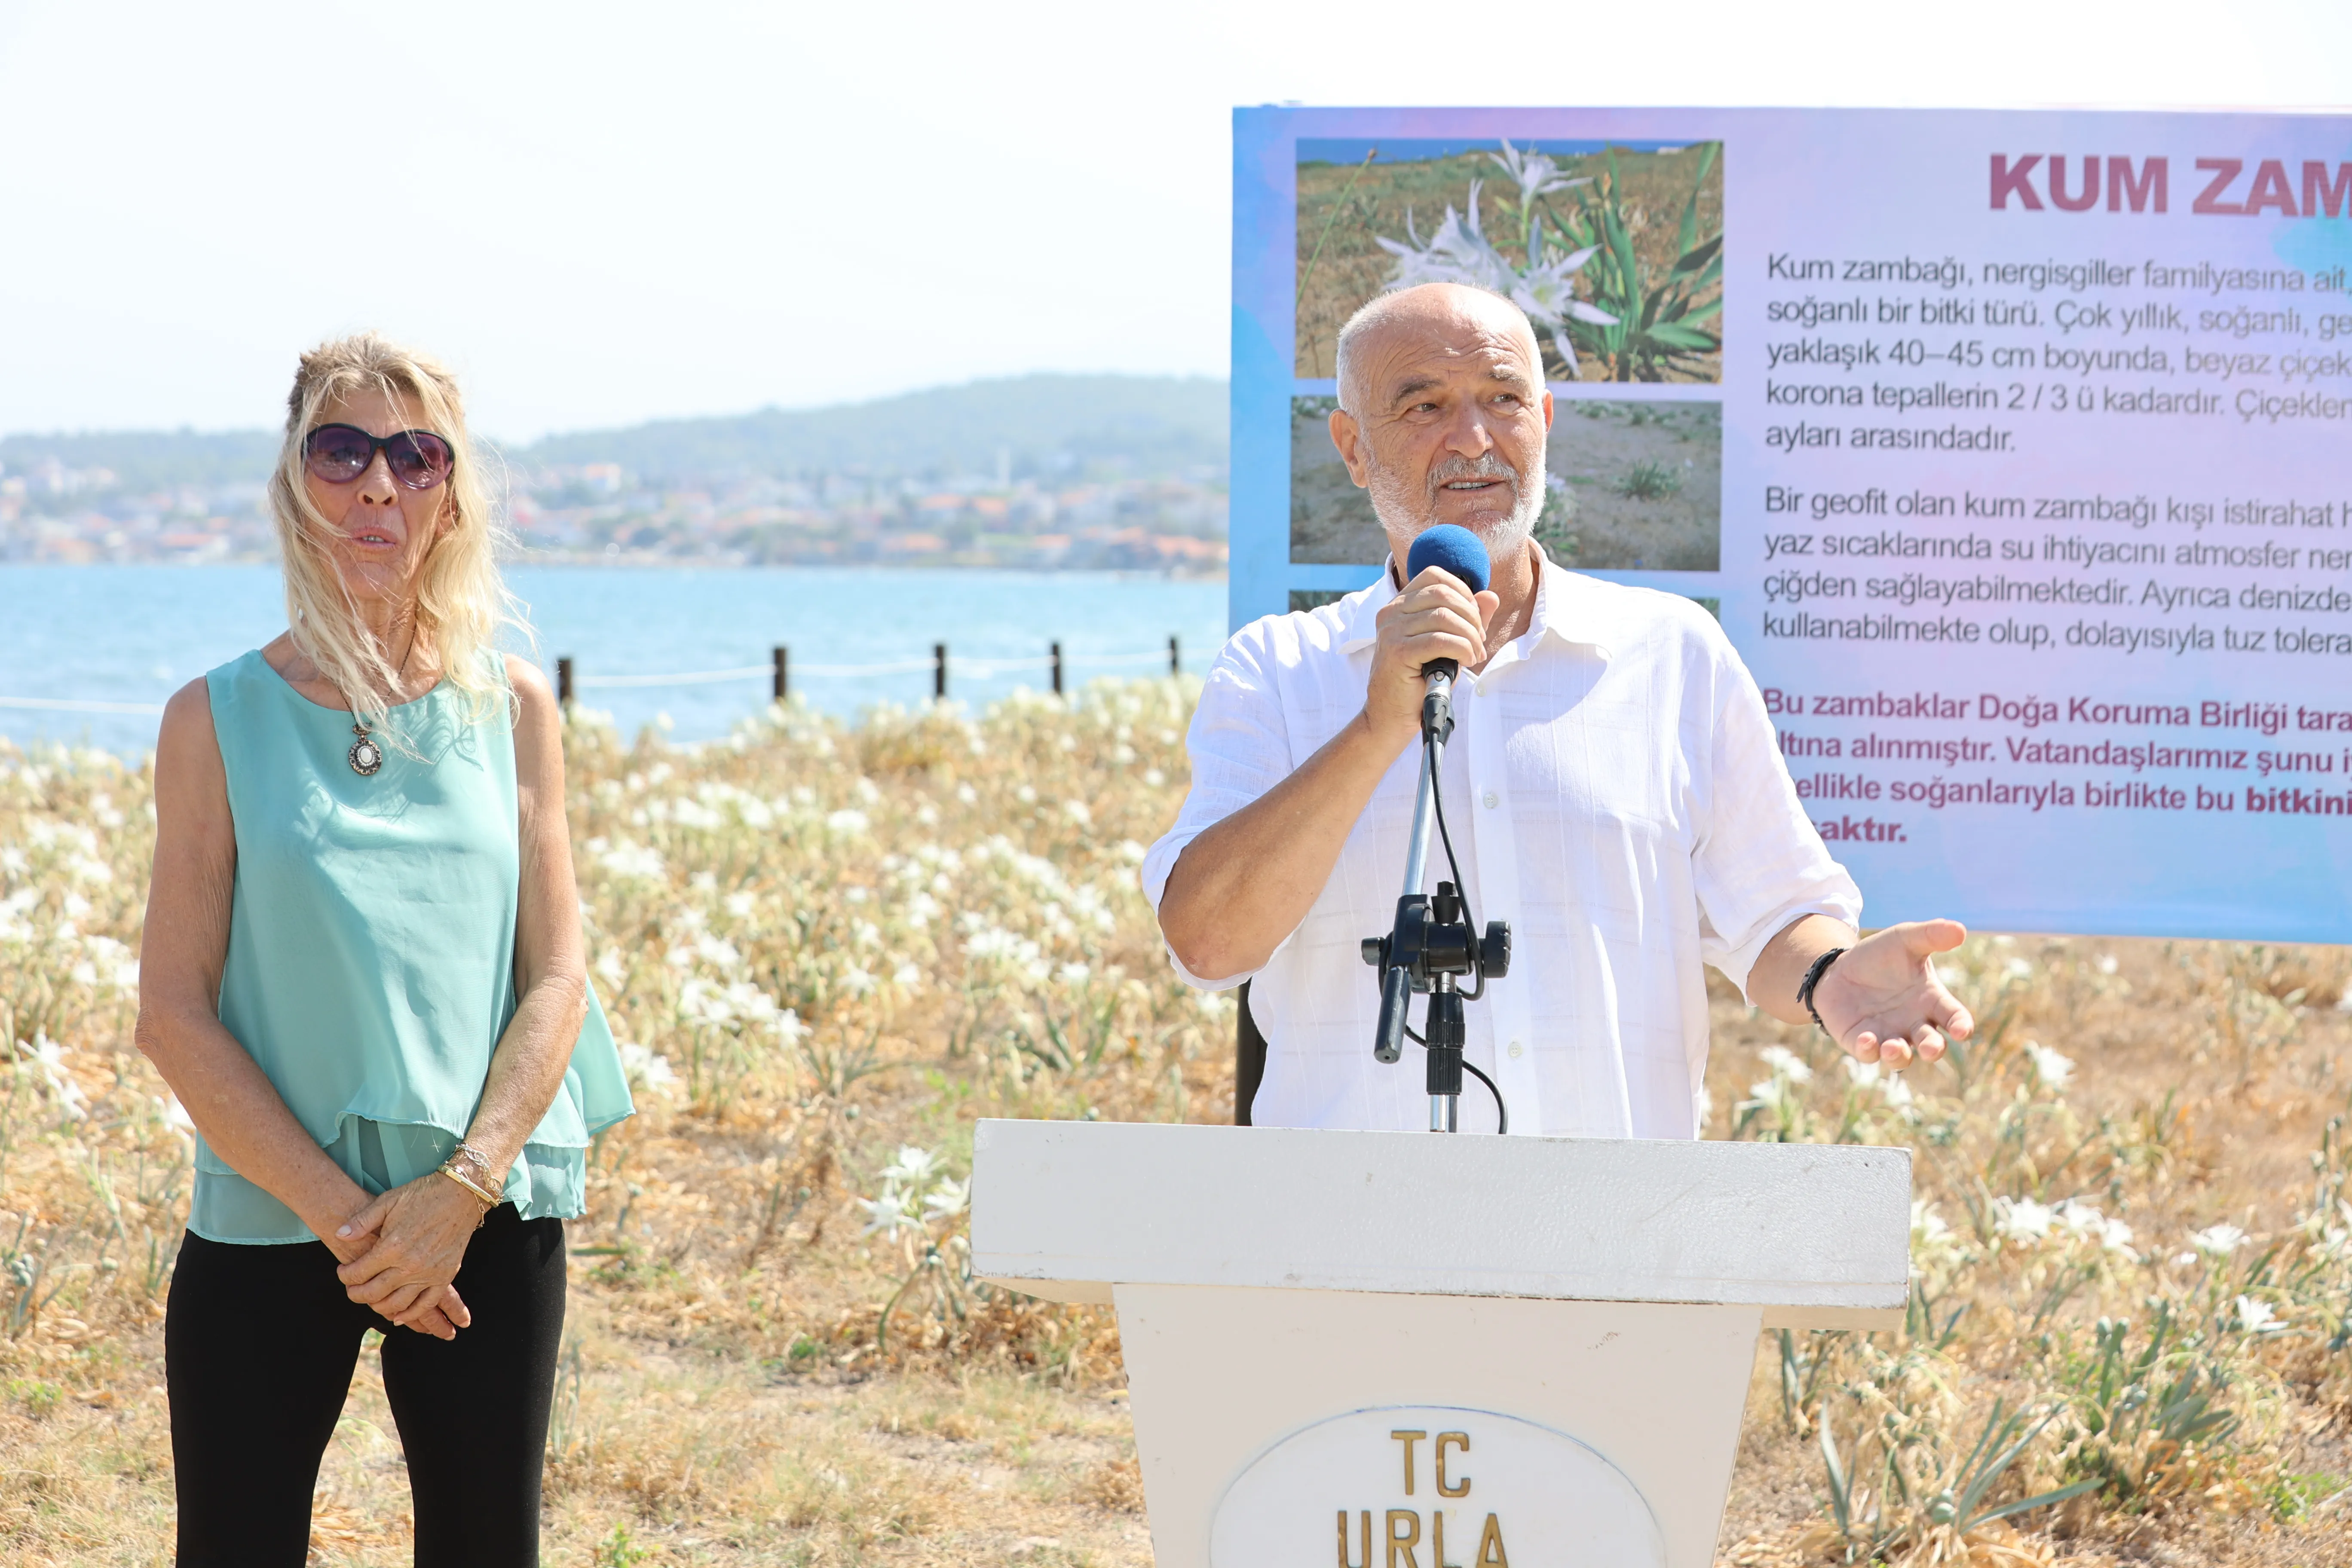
left=0, top=565, right=1230, bottom=756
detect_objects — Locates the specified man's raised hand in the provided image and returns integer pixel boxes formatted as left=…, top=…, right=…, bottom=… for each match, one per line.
left=1812, top=918, right=1975, bottom=1069
left=1363, top=567, right=1498, bottom=747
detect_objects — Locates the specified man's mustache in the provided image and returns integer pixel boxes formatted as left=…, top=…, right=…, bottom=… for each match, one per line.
left=1425, top=454, right=1522, bottom=499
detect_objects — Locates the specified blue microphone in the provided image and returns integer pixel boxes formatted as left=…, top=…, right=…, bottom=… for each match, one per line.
left=1402, top=526, right=1491, bottom=738
left=1405, top=524, right=1492, bottom=595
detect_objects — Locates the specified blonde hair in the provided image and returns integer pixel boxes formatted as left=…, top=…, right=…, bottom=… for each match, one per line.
left=266, top=332, right=525, bottom=739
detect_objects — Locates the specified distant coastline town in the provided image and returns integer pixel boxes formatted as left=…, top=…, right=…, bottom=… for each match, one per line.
left=0, top=374, right=1231, bottom=575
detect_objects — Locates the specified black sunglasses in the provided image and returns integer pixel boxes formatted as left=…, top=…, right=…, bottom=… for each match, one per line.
left=303, top=423, right=456, bottom=490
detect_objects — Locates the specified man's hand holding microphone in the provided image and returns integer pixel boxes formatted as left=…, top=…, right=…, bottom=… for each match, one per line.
left=1363, top=525, right=1503, bottom=753
left=1158, top=530, right=1504, bottom=985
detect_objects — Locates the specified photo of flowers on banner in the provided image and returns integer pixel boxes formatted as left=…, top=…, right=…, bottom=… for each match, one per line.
left=1295, top=138, right=1725, bottom=384
left=1290, top=394, right=1721, bottom=570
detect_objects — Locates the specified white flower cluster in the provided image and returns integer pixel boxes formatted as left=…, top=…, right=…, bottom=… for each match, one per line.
left=1991, top=1195, right=2134, bottom=1253
left=21, top=1032, right=90, bottom=1121
left=1911, top=1199, right=1962, bottom=1271
left=2233, top=1295, right=2285, bottom=1335
left=1374, top=141, right=1616, bottom=374
left=962, top=914, right=1051, bottom=986
left=586, top=836, right=666, bottom=881
left=1744, top=1044, right=1814, bottom=1118
left=1842, top=1057, right=1917, bottom=1114
left=857, top=1145, right=969, bottom=1241
left=2021, top=1041, right=2076, bottom=1092
left=616, top=1040, right=679, bottom=1097
left=2190, top=1222, right=2248, bottom=1257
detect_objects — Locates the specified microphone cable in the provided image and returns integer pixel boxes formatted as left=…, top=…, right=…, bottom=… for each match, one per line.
left=1403, top=720, right=1509, bottom=1135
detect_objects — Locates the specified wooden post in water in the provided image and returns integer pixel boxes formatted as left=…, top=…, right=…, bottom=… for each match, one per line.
left=557, top=656, right=574, bottom=707
left=772, top=646, right=788, bottom=704
left=1168, top=635, right=1181, bottom=676
left=934, top=643, right=948, bottom=701
left=1051, top=641, right=1064, bottom=696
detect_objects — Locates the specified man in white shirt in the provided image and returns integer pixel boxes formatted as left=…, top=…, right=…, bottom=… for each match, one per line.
left=1144, top=282, right=1972, bottom=1137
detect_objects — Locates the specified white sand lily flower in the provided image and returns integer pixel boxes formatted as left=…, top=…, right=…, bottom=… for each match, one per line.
left=858, top=1187, right=919, bottom=1240
left=1911, top=1200, right=1958, bottom=1261
left=1488, top=138, right=1589, bottom=211
left=2024, top=1041, right=2075, bottom=1091
left=2234, top=1295, right=2282, bottom=1334
left=29, top=1032, right=87, bottom=1120
left=617, top=1042, right=678, bottom=1095
left=884, top=1146, right=943, bottom=1186
left=1994, top=1196, right=2056, bottom=1246
left=597, top=840, right=666, bottom=880
left=1758, top=1044, right=1813, bottom=1083
left=2191, top=1223, right=2248, bottom=1257
left=923, top=1178, right=971, bottom=1223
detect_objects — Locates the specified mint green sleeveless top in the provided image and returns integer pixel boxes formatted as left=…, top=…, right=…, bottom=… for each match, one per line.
left=194, top=649, right=634, bottom=1244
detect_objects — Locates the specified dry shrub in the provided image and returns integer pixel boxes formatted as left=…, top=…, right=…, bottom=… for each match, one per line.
left=1078, top=1454, right=1145, bottom=1512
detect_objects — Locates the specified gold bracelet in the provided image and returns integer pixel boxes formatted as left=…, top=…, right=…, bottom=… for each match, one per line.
left=438, top=1162, right=502, bottom=1210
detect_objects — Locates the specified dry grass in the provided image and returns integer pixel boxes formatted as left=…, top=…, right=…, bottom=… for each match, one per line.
left=3, top=685, right=2351, bottom=1565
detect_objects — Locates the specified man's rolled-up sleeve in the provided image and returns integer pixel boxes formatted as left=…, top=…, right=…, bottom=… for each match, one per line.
left=1690, top=642, right=1863, bottom=1003
left=1139, top=629, right=1297, bottom=991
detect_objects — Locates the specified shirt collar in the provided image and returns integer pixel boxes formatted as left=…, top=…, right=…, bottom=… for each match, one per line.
left=1335, top=542, right=1615, bottom=663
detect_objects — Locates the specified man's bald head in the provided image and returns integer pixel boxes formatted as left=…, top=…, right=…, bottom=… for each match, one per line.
left=1324, top=282, right=1554, bottom=560
left=1334, top=283, right=1544, bottom=416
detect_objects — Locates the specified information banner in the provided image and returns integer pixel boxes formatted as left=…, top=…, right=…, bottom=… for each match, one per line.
left=1233, top=106, right=2352, bottom=942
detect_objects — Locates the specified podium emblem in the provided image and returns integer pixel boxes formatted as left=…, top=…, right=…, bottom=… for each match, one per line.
left=1209, top=1403, right=1666, bottom=1567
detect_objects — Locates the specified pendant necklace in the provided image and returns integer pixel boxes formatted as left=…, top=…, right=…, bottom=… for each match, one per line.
left=346, top=628, right=416, bottom=778
left=347, top=721, right=383, bottom=776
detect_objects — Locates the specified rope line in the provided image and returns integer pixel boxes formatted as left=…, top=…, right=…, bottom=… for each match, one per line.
left=1081, top=649, right=1182, bottom=666
left=6, top=649, right=1191, bottom=714
left=574, top=649, right=1182, bottom=686
left=576, top=664, right=773, bottom=689
left=784, top=657, right=942, bottom=677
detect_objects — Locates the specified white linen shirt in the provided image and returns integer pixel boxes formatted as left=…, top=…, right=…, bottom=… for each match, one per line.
left=1141, top=559, right=1862, bottom=1139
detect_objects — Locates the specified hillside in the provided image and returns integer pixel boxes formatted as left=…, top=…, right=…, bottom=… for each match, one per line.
left=524, top=374, right=1228, bottom=481
left=0, top=426, right=280, bottom=492
left=0, top=374, right=1229, bottom=492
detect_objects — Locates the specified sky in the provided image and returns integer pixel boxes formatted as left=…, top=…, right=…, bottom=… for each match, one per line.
left=1, top=0, right=2348, bottom=443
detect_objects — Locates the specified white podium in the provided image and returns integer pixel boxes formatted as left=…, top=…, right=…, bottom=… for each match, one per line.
left=972, top=1120, right=1908, bottom=1568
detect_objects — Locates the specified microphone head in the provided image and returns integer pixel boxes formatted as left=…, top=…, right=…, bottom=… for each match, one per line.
left=1405, top=524, right=1492, bottom=594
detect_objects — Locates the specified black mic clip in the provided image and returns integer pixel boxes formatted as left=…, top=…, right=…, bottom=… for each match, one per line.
left=1361, top=880, right=1511, bottom=1065
left=1420, top=660, right=1458, bottom=744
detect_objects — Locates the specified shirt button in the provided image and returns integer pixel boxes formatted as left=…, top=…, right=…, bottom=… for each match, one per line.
left=1507, top=1039, right=1524, bottom=1059
left=1482, top=791, right=1499, bottom=809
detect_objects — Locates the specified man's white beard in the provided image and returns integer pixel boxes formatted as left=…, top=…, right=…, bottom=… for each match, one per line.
left=1365, top=449, right=1544, bottom=562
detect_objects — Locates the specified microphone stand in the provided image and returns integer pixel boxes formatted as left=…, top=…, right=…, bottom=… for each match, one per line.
left=1362, top=668, right=1510, bottom=1133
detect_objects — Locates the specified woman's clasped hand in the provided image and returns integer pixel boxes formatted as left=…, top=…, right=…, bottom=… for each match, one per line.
left=328, top=1177, right=491, bottom=1341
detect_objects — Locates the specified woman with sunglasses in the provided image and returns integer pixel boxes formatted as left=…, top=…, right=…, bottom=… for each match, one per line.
left=137, top=332, right=632, bottom=1565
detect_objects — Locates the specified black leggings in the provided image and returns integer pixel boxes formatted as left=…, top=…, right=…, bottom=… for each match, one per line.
left=165, top=1204, right=566, bottom=1567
